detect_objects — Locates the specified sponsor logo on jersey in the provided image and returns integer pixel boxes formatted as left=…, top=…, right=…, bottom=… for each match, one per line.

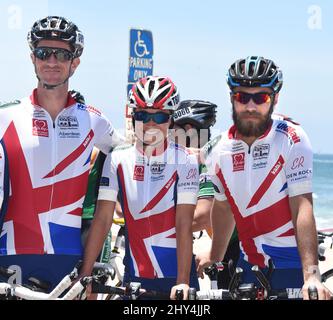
left=59, top=132, right=81, bottom=139
left=186, top=168, right=198, bottom=180
left=87, top=105, right=101, bottom=116
left=135, top=156, right=145, bottom=165
left=286, top=169, right=312, bottom=182
left=77, top=104, right=102, bottom=116
left=253, top=144, right=270, bottom=160
left=32, top=119, right=49, bottom=137
left=252, top=161, right=268, bottom=170
left=276, top=123, right=300, bottom=144
left=58, top=116, right=79, bottom=129
left=232, top=152, right=245, bottom=172
left=100, top=177, right=110, bottom=187
left=291, top=156, right=304, bottom=170
left=178, top=182, right=199, bottom=188
left=232, top=142, right=244, bottom=153
left=150, top=162, right=166, bottom=175
left=151, top=175, right=165, bottom=182
left=83, top=132, right=93, bottom=148
left=271, top=160, right=284, bottom=176
left=33, top=110, right=46, bottom=118
left=133, top=165, right=145, bottom=181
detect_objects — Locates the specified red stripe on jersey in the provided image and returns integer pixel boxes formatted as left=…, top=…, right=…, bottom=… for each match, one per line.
left=140, top=171, right=177, bottom=213
left=278, top=228, right=295, bottom=237
left=247, top=155, right=285, bottom=209
left=118, top=164, right=176, bottom=278
left=44, top=130, right=94, bottom=178
left=216, top=165, right=293, bottom=268
left=3, top=122, right=88, bottom=254
left=67, top=208, right=83, bottom=216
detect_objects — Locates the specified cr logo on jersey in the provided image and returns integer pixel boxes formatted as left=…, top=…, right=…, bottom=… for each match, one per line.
left=133, top=165, right=145, bottom=181
left=32, top=119, right=49, bottom=137
left=232, top=152, right=245, bottom=172
left=291, top=156, right=304, bottom=170
left=186, top=168, right=198, bottom=180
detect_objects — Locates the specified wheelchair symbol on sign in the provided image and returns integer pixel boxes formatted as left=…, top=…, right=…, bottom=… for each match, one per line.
left=134, top=31, right=150, bottom=57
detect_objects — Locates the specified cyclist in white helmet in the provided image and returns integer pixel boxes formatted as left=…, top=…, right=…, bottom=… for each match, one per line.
left=80, top=76, right=200, bottom=299
left=0, top=16, right=124, bottom=291
left=196, top=56, right=331, bottom=299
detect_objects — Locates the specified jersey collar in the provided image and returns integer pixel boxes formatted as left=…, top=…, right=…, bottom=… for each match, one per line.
left=30, top=89, right=77, bottom=108
left=136, top=139, right=169, bottom=157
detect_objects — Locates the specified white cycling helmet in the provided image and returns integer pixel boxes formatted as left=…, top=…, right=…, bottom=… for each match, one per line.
left=128, top=76, right=180, bottom=111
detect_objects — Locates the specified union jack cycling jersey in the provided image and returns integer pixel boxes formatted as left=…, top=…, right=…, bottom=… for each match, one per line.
left=204, top=116, right=313, bottom=269
left=98, top=140, right=199, bottom=279
left=0, top=90, right=124, bottom=256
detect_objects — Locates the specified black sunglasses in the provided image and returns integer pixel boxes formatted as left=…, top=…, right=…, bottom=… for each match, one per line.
left=33, top=47, right=74, bottom=62
left=133, top=111, right=171, bottom=124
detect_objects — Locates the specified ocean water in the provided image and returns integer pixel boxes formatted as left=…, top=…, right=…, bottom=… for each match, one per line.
left=313, top=154, right=333, bottom=230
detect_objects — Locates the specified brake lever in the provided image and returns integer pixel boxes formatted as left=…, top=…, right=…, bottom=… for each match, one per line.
left=251, top=265, right=272, bottom=295
left=128, top=282, right=141, bottom=300
left=175, top=289, right=184, bottom=300
left=228, top=267, right=243, bottom=300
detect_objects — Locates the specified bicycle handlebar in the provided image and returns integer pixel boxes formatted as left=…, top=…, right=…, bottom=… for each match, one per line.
left=189, top=288, right=292, bottom=300
left=0, top=260, right=115, bottom=300
left=91, top=281, right=170, bottom=300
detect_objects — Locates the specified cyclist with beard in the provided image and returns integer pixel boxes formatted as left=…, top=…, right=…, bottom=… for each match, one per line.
left=196, top=56, right=331, bottom=299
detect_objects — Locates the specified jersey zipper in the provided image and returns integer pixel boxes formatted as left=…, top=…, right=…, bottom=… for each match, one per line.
left=43, top=109, right=67, bottom=254
left=145, top=155, right=156, bottom=277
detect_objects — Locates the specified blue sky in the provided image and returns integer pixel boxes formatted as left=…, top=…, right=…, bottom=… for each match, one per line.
left=1, top=0, right=332, bottom=153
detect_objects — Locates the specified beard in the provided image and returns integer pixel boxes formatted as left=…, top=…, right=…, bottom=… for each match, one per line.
left=232, top=104, right=273, bottom=137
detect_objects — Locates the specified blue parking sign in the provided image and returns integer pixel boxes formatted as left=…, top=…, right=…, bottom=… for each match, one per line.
left=128, top=29, right=153, bottom=84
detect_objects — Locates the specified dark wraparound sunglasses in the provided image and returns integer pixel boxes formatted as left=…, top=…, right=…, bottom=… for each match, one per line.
left=133, top=111, right=171, bottom=124
left=232, top=92, right=273, bottom=105
left=33, top=47, right=74, bottom=62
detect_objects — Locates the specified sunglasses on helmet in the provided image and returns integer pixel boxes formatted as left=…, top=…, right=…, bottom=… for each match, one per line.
left=232, top=92, right=273, bottom=105
left=33, top=47, right=74, bottom=62
left=133, top=111, right=171, bottom=124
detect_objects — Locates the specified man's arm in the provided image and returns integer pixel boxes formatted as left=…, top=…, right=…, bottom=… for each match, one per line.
left=192, top=198, right=213, bottom=232
left=289, top=193, right=331, bottom=299
left=80, top=200, right=116, bottom=276
left=196, top=198, right=235, bottom=277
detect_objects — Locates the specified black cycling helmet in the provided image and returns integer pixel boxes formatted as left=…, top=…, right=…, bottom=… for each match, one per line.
left=27, top=16, right=84, bottom=58
left=227, top=56, right=283, bottom=93
left=173, top=100, right=217, bottom=129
